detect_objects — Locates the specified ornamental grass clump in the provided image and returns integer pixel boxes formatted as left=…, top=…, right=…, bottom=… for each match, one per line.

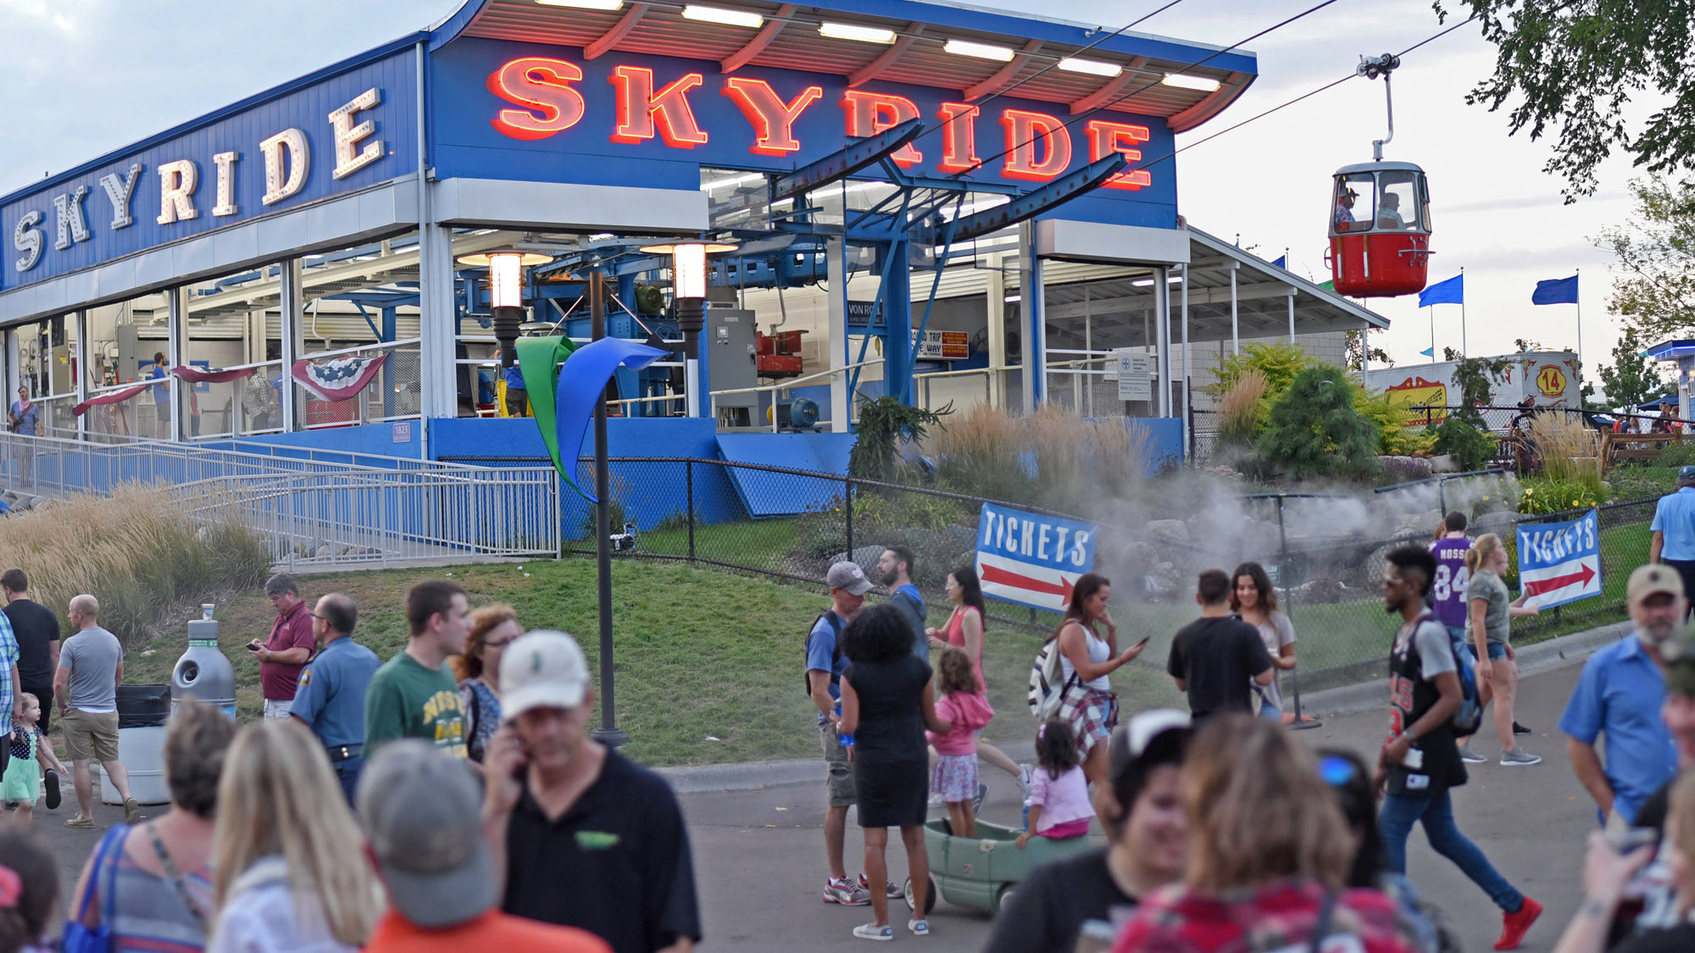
left=0, top=484, right=271, bottom=644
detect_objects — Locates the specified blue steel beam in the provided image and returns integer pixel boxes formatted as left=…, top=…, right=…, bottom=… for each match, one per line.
left=930, top=153, right=1128, bottom=243
left=772, top=119, right=925, bottom=201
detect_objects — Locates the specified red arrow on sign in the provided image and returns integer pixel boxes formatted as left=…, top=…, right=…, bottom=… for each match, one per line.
left=1525, top=562, right=1597, bottom=597
left=981, top=564, right=1073, bottom=602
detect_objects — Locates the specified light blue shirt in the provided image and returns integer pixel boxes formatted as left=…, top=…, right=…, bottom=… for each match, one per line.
left=1650, top=486, right=1695, bottom=560
left=290, top=635, right=381, bottom=749
left=1557, top=635, right=1680, bottom=825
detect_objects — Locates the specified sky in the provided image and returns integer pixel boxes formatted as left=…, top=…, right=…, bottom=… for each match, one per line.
left=0, top=0, right=1658, bottom=390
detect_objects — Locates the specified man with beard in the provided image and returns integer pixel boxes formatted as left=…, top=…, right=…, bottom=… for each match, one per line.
left=483, top=631, right=700, bottom=953
left=1560, top=565, right=1684, bottom=829
left=876, top=545, right=929, bottom=663
left=1377, top=545, right=1541, bottom=951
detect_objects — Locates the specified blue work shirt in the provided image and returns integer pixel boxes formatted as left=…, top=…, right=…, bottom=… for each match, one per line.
left=1557, top=634, right=1680, bottom=825
left=889, top=584, right=931, bottom=664
left=805, top=610, right=849, bottom=725
left=149, top=365, right=168, bottom=401
left=1651, top=486, right=1695, bottom=560
left=505, top=365, right=526, bottom=390
left=290, top=635, right=381, bottom=749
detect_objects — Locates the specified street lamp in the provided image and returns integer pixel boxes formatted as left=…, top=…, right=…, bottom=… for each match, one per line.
left=639, top=241, right=735, bottom=417
left=457, top=250, right=552, bottom=368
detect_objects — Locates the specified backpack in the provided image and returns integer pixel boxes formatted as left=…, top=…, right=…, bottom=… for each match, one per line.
left=1417, top=612, right=1482, bottom=735
left=803, top=611, right=845, bottom=696
left=1028, top=636, right=1076, bottom=719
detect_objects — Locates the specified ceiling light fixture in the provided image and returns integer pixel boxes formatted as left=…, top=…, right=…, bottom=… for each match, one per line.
left=682, top=4, right=764, bottom=28
left=535, top=0, right=624, bottom=10
left=819, top=22, right=897, bottom=44
left=943, top=39, right=1015, bottom=62
left=1058, top=56, right=1121, bottom=78
left=1161, top=72, right=1222, bottom=92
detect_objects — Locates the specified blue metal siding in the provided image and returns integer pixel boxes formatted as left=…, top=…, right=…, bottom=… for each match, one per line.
left=2, top=49, right=419, bottom=290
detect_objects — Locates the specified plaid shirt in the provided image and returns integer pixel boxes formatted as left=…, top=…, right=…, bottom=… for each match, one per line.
left=1112, top=878, right=1423, bottom=953
left=0, top=612, right=17, bottom=737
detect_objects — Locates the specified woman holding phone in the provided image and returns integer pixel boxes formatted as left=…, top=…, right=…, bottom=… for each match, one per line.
left=1052, top=573, right=1146, bottom=789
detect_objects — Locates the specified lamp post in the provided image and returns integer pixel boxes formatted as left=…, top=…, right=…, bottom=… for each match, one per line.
left=639, top=242, right=735, bottom=417
left=457, top=250, right=551, bottom=369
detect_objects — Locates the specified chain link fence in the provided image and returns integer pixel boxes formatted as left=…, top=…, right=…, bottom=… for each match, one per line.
left=537, top=457, right=1654, bottom=715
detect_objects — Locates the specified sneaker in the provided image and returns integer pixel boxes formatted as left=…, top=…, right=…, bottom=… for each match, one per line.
left=123, top=797, right=141, bottom=824
left=1458, top=744, right=1488, bottom=763
left=859, top=873, right=902, bottom=900
left=1513, top=721, right=1532, bottom=735
left=927, top=792, right=944, bottom=806
left=853, top=923, right=894, bottom=942
left=1017, top=763, right=1034, bottom=798
left=1495, top=896, right=1543, bottom=950
left=1500, top=747, right=1542, bottom=766
left=64, top=815, right=93, bottom=829
left=43, top=770, right=59, bottom=810
left=970, top=782, right=987, bottom=814
left=908, top=918, right=930, bottom=936
left=824, top=877, right=871, bottom=906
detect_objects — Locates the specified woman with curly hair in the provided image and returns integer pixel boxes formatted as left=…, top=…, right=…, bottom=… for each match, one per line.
left=450, top=603, right=523, bottom=764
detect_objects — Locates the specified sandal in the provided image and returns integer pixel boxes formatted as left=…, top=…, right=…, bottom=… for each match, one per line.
left=853, top=923, right=894, bottom=942
left=908, top=918, right=930, bottom=936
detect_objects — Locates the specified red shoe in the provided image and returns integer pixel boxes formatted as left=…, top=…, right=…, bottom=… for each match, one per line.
left=1495, top=896, right=1542, bottom=950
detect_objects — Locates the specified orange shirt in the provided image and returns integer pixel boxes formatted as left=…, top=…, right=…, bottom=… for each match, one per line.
left=364, top=910, right=612, bottom=953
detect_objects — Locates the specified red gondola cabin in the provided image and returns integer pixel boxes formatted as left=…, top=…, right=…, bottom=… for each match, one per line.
left=1327, top=160, right=1432, bottom=297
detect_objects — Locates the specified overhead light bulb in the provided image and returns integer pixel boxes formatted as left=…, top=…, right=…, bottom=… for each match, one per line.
left=1058, top=56, right=1121, bottom=78
left=944, top=39, right=1015, bottom=62
left=1161, top=73, right=1222, bottom=92
left=820, top=22, right=897, bottom=44
left=535, top=0, right=624, bottom=9
left=682, top=4, right=763, bottom=28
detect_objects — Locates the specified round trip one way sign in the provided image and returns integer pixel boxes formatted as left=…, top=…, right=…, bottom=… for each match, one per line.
left=1516, top=509, right=1601, bottom=610
left=976, top=503, right=1099, bottom=612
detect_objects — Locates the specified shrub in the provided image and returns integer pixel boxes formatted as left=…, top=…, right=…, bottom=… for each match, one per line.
left=1206, top=342, right=1315, bottom=402
left=923, top=403, right=1035, bottom=502
left=1433, top=418, right=1498, bottom=472
left=1355, top=386, right=1437, bottom=456
left=1518, top=477, right=1604, bottom=515
left=1652, top=441, right=1695, bottom=469
left=850, top=397, right=948, bottom=484
left=1528, top=414, right=1604, bottom=490
left=1218, top=370, right=1268, bottom=445
left=1257, top=364, right=1380, bottom=480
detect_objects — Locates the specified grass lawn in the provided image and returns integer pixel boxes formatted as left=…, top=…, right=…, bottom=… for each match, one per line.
left=119, top=515, right=1648, bottom=768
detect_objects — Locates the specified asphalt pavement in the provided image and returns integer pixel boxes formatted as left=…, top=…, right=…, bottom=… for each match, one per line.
left=28, top=646, right=1602, bottom=951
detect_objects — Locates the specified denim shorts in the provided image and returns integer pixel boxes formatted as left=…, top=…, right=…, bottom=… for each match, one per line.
left=1466, top=642, right=1509, bottom=662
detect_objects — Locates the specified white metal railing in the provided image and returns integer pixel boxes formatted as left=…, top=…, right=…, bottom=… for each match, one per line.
left=0, top=430, right=560, bottom=568
left=710, top=358, right=885, bottom=432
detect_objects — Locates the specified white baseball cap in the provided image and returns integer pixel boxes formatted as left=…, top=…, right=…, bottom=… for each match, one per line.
left=500, top=630, right=591, bottom=718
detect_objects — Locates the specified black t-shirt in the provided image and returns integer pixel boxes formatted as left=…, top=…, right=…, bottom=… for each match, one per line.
left=1614, top=923, right=1695, bottom=953
left=3, top=599, right=60, bottom=687
left=1166, top=615, right=1274, bottom=718
left=982, top=848, right=1138, bottom=953
left=1386, top=614, right=1466, bottom=797
left=502, top=748, right=702, bottom=953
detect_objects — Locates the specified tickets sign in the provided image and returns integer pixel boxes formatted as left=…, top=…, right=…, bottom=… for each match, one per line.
left=1516, top=509, right=1600, bottom=610
left=975, top=503, right=1098, bottom=612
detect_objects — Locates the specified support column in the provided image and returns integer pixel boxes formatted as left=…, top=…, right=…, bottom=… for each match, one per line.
left=985, top=252, right=1006, bottom=409
left=1287, top=289, right=1296, bottom=344
left=1019, top=221, right=1044, bottom=411
left=278, top=260, right=303, bottom=433
left=166, top=292, right=183, bottom=441
left=827, top=237, right=848, bottom=433
left=74, top=310, right=89, bottom=440
left=418, top=223, right=459, bottom=422
left=1154, top=266, right=1172, bottom=418
left=1229, top=261, right=1240, bottom=355
left=884, top=238, right=913, bottom=405
left=1180, top=264, right=1191, bottom=450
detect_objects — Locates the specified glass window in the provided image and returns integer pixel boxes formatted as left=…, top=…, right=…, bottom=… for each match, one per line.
left=1333, top=175, right=1376, bottom=233
left=1375, top=173, right=1420, bottom=231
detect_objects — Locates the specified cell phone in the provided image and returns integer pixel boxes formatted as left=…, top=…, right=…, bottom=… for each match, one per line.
left=246, top=639, right=261, bottom=652
left=1133, top=636, right=1151, bottom=649
left=1402, top=747, right=1424, bottom=770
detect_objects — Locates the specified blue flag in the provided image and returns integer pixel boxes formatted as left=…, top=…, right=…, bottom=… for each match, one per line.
left=1272, top=255, right=1286, bottom=269
left=1418, top=273, right=1464, bottom=307
left=1419, top=347, right=1435, bottom=358
left=1532, top=274, right=1579, bottom=305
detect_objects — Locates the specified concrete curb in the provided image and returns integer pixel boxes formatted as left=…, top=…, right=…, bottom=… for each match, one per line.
left=655, top=621, right=1633, bottom=794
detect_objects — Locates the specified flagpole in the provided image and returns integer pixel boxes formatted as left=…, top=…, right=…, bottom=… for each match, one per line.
left=1574, top=267, right=1582, bottom=369
left=1430, top=308, right=1435, bottom=363
left=1460, top=266, right=1467, bottom=358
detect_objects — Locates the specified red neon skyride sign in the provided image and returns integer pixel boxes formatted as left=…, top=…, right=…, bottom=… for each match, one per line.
left=485, top=56, right=1153, bottom=190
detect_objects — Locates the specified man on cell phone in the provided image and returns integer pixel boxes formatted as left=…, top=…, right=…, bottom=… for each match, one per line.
left=251, top=573, right=315, bottom=719
left=482, top=630, right=701, bottom=953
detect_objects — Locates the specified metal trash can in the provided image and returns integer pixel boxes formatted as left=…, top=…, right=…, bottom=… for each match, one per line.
left=171, top=614, right=236, bottom=720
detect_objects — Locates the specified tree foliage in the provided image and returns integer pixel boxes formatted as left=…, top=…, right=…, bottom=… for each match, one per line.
left=1434, top=355, right=1511, bottom=471
left=1438, top=1, right=1695, bottom=200
left=1257, top=365, right=1380, bottom=480
left=1595, top=325, right=1671, bottom=410
left=1596, top=178, right=1695, bottom=340
left=1345, top=328, right=1394, bottom=370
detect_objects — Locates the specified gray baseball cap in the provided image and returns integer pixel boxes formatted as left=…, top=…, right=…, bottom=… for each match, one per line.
left=356, top=740, right=496, bottom=929
left=826, top=561, right=873, bottom=595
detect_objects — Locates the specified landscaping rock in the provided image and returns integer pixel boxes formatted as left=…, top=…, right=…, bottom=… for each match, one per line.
left=1146, top=519, right=1190, bottom=544
left=828, top=544, right=889, bottom=570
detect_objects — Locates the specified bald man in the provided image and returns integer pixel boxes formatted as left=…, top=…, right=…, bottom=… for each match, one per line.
left=55, top=595, right=138, bottom=827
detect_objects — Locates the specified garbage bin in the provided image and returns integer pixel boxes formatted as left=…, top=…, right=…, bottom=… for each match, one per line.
left=97, top=684, right=172, bottom=806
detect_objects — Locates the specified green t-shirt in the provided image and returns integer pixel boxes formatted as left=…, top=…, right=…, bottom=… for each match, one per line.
left=1467, top=570, right=1512, bottom=646
left=363, top=651, right=468, bottom=758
